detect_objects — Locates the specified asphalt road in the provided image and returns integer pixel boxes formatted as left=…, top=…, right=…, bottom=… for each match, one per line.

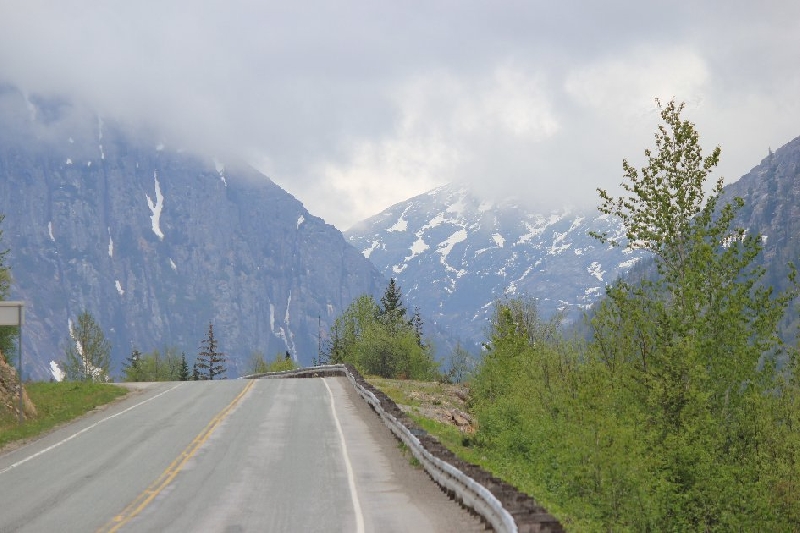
left=0, top=377, right=486, bottom=532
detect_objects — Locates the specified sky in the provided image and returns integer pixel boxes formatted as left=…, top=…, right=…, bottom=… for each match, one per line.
left=1, top=1, right=799, bottom=230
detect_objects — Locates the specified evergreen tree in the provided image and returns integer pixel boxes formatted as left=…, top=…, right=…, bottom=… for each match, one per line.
left=178, top=352, right=189, bottom=381
left=64, top=310, right=111, bottom=382
left=196, top=322, right=226, bottom=379
left=410, top=306, right=424, bottom=348
left=379, top=278, right=407, bottom=326
left=122, top=347, right=142, bottom=382
left=192, top=361, right=199, bottom=381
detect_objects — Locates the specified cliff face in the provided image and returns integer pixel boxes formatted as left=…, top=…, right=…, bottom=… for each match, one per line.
left=0, top=89, right=384, bottom=378
left=723, top=137, right=800, bottom=289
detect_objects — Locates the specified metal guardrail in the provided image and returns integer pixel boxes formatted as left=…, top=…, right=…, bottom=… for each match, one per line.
left=245, top=364, right=564, bottom=533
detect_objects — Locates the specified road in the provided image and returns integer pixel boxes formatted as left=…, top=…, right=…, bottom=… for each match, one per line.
left=0, top=377, right=486, bottom=532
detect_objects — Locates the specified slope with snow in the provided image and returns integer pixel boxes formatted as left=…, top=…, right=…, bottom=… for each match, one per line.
left=346, top=184, right=644, bottom=347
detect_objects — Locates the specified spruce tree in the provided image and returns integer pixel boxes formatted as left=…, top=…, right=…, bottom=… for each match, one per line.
left=178, top=352, right=189, bottom=381
left=196, top=322, right=226, bottom=379
left=379, top=278, right=407, bottom=319
left=122, top=347, right=142, bottom=382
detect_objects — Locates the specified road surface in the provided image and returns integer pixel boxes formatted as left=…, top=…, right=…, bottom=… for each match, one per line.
left=0, top=377, right=486, bottom=532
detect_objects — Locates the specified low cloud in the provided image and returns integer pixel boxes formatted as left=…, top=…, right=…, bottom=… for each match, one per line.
left=1, top=1, right=798, bottom=228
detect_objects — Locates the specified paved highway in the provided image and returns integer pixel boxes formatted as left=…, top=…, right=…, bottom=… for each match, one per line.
left=0, top=377, right=485, bottom=532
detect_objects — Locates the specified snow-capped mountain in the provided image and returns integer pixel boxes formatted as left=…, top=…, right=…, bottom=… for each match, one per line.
left=346, top=184, right=645, bottom=348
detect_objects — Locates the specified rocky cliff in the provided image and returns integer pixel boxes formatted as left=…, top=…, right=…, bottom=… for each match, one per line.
left=0, top=88, right=385, bottom=378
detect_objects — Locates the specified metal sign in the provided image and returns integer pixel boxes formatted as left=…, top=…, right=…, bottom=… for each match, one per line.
left=0, top=301, right=24, bottom=325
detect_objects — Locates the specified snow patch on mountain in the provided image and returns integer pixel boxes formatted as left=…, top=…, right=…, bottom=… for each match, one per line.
left=146, top=171, right=165, bottom=240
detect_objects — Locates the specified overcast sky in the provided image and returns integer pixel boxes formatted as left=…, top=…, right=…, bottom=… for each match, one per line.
left=1, top=1, right=799, bottom=229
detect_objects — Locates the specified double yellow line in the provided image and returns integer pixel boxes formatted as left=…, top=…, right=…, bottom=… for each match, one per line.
left=98, top=380, right=256, bottom=532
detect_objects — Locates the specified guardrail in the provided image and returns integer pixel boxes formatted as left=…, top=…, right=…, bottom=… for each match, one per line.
left=245, top=365, right=564, bottom=533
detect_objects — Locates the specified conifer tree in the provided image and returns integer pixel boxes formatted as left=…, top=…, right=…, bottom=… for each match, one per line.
left=196, top=322, right=226, bottom=379
left=178, top=352, right=189, bottom=381
left=410, top=306, right=424, bottom=348
left=379, top=278, right=407, bottom=319
left=122, top=347, right=142, bottom=382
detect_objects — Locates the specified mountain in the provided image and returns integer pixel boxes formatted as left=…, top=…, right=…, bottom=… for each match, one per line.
left=345, top=184, right=645, bottom=349
left=722, top=137, right=800, bottom=340
left=0, top=88, right=385, bottom=379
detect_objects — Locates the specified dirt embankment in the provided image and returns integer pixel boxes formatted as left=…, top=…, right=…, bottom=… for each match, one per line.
left=0, top=352, right=37, bottom=420
left=368, top=378, right=476, bottom=433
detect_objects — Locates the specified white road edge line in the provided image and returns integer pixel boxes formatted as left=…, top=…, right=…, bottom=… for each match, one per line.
left=323, top=378, right=365, bottom=533
left=0, top=384, right=182, bottom=476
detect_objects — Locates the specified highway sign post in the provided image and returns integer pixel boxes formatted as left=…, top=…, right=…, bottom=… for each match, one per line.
left=0, top=302, right=24, bottom=423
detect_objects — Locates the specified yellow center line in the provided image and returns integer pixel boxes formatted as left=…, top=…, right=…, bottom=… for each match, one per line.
left=97, top=379, right=257, bottom=533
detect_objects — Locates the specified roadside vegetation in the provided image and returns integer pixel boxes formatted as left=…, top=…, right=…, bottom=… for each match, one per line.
left=324, top=278, right=439, bottom=380
left=0, top=381, right=126, bottom=450
left=367, top=100, right=800, bottom=531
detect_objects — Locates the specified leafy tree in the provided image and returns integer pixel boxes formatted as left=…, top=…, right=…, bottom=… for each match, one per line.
left=196, top=322, right=226, bottom=379
left=122, top=347, right=184, bottom=381
left=64, top=310, right=111, bottom=382
left=0, top=213, right=17, bottom=360
left=588, top=99, right=798, bottom=529
left=245, top=350, right=269, bottom=375
left=444, top=342, right=476, bottom=384
left=178, top=352, right=189, bottom=381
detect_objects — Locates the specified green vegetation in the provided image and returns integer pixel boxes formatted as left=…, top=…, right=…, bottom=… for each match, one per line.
left=325, top=279, right=438, bottom=380
left=0, top=382, right=126, bottom=449
left=412, top=100, right=800, bottom=531
left=64, top=310, right=112, bottom=382
left=122, top=346, right=190, bottom=382
left=245, top=350, right=297, bottom=374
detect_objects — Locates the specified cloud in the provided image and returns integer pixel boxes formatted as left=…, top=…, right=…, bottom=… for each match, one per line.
left=1, top=1, right=799, bottom=228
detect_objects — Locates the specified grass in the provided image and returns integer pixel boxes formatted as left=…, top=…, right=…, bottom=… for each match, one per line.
left=0, top=382, right=128, bottom=450
left=368, top=377, right=573, bottom=528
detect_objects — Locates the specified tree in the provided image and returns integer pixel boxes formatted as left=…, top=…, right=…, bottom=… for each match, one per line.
left=588, top=99, right=798, bottom=529
left=196, top=322, right=226, bottom=379
left=410, top=306, right=425, bottom=348
left=325, top=292, right=437, bottom=379
left=122, top=347, right=142, bottom=382
left=64, top=310, right=111, bottom=382
left=178, top=352, right=189, bottom=381
left=444, top=342, right=476, bottom=384
left=379, top=278, right=407, bottom=331
left=0, top=213, right=17, bottom=360
left=245, top=350, right=269, bottom=375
